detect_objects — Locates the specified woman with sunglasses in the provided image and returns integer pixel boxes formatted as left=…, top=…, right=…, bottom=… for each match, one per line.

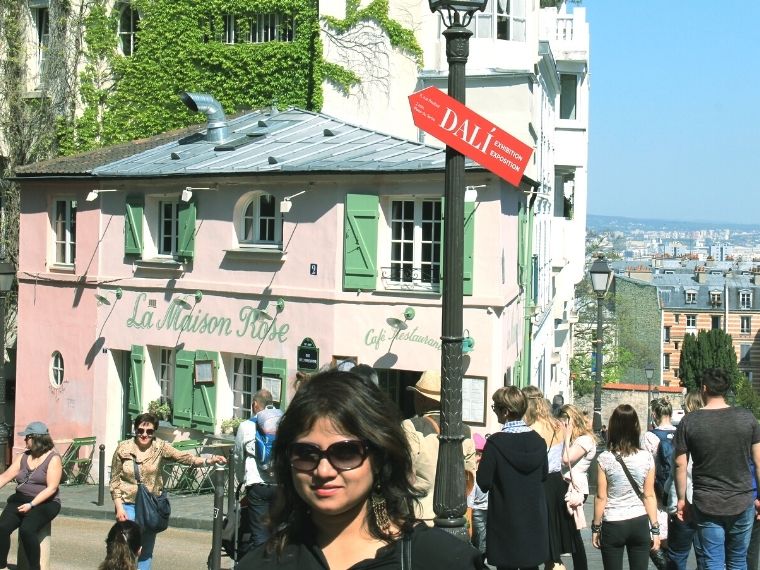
left=109, top=412, right=226, bottom=570
left=0, top=421, right=62, bottom=570
left=238, top=369, right=485, bottom=569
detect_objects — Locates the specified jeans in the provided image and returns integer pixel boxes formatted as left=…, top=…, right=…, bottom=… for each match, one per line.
left=599, top=515, right=652, bottom=570
left=0, top=493, right=60, bottom=570
left=124, top=503, right=157, bottom=570
left=694, top=502, right=755, bottom=570
left=244, top=483, right=276, bottom=554
left=668, top=513, right=704, bottom=570
left=471, top=508, right=487, bottom=555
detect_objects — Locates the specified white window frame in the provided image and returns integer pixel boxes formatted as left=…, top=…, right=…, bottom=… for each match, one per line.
left=117, top=3, right=140, bottom=56
left=158, top=201, right=180, bottom=256
left=685, top=290, right=697, bottom=304
left=465, top=0, right=525, bottom=41
left=382, top=198, right=442, bottom=292
left=741, top=315, right=752, bottom=334
left=230, top=356, right=260, bottom=419
left=709, top=291, right=722, bottom=306
left=223, top=13, right=295, bottom=44
left=50, top=351, right=64, bottom=388
left=236, top=192, right=282, bottom=248
left=158, top=348, right=174, bottom=405
left=740, top=290, right=752, bottom=309
left=663, top=353, right=670, bottom=370
left=53, top=198, right=77, bottom=266
left=686, top=314, right=697, bottom=330
left=35, top=7, right=49, bottom=75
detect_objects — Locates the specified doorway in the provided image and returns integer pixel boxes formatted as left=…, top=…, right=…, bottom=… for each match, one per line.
left=112, top=350, right=131, bottom=440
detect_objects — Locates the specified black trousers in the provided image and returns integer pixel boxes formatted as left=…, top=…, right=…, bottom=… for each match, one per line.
left=600, top=515, right=651, bottom=570
left=0, top=492, right=60, bottom=570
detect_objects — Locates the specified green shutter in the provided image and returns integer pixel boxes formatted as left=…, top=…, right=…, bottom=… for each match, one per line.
left=125, top=195, right=144, bottom=255
left=128, top=345, right=144, bottom=420
left=173, top=350, right=195, bottom=428
left=463, top=201, right=475, bottom=296
left=262, top=357, right=288, bottom=408
left=439, top=198, right=475, bottom=295
left=177, top=199, right=196, bottom=259
left=192, top=350, right=217, bottom=432
left=343, top=194, right=378, bottom=291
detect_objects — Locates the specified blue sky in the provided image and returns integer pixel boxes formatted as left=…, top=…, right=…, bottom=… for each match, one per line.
left=584, top=2, right=760, bottom=225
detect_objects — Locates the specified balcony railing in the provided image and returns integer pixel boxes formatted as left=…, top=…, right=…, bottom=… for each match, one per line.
left=556, top=16, right=574, bottom=41
left=380, top=266, right=440, bottom=292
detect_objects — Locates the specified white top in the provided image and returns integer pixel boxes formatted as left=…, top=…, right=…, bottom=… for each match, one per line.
left=564, top=434, right=596, bottom=495
left=598, top=449, right=654, bottom=522
left=234, top=416, right=270, bottom=486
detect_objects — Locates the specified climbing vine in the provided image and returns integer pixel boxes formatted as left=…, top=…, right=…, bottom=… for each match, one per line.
left=58, top=0, right=420, bottom=154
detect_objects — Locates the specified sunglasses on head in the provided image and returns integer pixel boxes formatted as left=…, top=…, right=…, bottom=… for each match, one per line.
left=288, top=440, right=369, bottom=472
left=136, top=428, right=155, bottom=436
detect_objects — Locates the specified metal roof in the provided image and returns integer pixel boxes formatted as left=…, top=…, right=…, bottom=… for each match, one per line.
left=17, top=107, right=470, bottom=179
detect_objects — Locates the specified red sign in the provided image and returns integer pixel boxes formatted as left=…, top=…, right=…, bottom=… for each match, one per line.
left=409, top=86, right=533, bottom=187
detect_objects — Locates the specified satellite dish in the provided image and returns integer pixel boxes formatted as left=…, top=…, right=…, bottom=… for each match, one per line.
left=386, top=317, right=408, bottom=331
left=94, top=294, right=111, bottom=306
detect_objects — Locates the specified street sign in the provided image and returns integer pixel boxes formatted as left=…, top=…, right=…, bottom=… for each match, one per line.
left=297, top=337, right=319, bottom=371
left=408, top=86, right=533, bottom=187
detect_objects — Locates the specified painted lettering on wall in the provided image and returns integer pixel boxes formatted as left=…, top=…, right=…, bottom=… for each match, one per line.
left=364, top=326, right=440, bottom=352
left=126, top=293, right=289, bottom=342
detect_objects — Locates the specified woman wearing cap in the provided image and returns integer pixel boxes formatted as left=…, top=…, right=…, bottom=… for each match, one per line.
left=109, top=412, right=227, bottom=570
left=239, top=369, right=486, bottom=569
left=0, top=421, right=62, bottom=570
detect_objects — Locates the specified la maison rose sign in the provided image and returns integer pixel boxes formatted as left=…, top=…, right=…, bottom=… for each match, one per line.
left=409, top=87, right=533, bottom=186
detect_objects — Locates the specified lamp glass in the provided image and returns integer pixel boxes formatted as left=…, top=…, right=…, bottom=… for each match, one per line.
left=644, top=365, right=655, bottom=380
left=429, top=0, right=488, bottom=13
left=589, top=257, right=613, bottom=294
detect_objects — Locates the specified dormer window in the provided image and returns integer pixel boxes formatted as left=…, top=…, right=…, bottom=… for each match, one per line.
left=709, top=291, right=722, bottom=306
left=740, top=290, right=753, bottom=309
left=685, top=290, right=697, bottom=304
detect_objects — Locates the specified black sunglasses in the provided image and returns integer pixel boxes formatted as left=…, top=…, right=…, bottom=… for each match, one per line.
left=288, top=440, right=369, bottom=472
left=136, top=428, right=155, bottom=436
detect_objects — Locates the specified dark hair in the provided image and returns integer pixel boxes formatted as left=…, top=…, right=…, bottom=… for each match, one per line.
left=267, top=370, right=419, bottom=556
left=133, top=413, right=159, bottom=434
left=352, top=364, right=379, bottom=386
left=607, top=404, right=641, bottom=456
left=492, top=386, right=526, bottom=418
left=701, top=368, right=731, bottom=397
left=650, top=397, right=673, bottom=422
left=28, top=434, right=54, bottom=458
left=98, top=520, right=141, bottom=570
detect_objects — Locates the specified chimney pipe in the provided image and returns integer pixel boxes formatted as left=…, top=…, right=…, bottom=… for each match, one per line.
left=180, top=92, right=229, bottom=144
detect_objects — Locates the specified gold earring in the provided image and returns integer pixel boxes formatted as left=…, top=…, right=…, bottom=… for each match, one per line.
left=371, top=484, right=391, bottom=532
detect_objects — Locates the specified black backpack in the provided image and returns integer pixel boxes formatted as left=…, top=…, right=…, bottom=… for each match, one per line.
left=650, top=428, right=675, bottom=503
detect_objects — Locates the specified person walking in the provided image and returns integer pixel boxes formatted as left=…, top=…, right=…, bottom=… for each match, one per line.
left=234, top=389, right=280, bottom=555
left=477, top=386, right=549, bottom=570
left=523, top=385, right=575, bottom=570
left=238, top=369, right=486, bottom=569
left=0, top=422, right=62, bottom=570
left=674, top=368, right=760, bottom=570
left=110, top=413, right=227, bottom=570
left=99, top=520, right=142, bottom=570
left=592, top=404, right=660, bottom=570
left=402, top=370, right=477, bottom=524
left=560, top=404, right=597, bottom=570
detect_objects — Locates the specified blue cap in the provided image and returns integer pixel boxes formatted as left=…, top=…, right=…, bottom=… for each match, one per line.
left=17, top=421, right=49, bottom=437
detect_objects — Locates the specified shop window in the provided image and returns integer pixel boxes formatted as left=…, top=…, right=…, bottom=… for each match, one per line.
left=238, top=192, right=282, bottom=247
left=466, top=0, right=525, bottom=41
left=50, top=351, right=64, bottom=387
left=117, top=2, right=140, bottom=56
left=742, top=316, right=752, bottom=334
left=52, top=198, right=77, bottom=266
left=559, top=74, right=578, bottom=120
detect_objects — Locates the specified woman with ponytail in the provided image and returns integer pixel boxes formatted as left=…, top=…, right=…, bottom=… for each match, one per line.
left=99, top=521, right=142, bottom=570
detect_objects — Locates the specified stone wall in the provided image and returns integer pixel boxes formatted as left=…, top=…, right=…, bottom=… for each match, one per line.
left=573, top=383, right=683, bottom=429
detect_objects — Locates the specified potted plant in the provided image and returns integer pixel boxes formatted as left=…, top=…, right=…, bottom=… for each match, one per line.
left=148, top=399, right=172, bottom=422
left=221, top=417, right=244, bottom=436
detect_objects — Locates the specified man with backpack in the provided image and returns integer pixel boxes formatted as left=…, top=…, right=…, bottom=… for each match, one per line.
left=234, top=389, right=282, bottom=555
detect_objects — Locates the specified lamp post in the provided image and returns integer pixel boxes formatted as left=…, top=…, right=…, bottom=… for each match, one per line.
left=0, top=261, right=16, bottom=473
left=428, top=0, right=487, bottom=540
left=645, top=363, right=655, bottom=429
left=589, top=255, right=613, bottom=435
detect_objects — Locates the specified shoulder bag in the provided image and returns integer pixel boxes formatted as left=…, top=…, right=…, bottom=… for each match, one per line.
left=563, top=444, right=586, bottom=529
left=131, top=454, right=171, bottom=533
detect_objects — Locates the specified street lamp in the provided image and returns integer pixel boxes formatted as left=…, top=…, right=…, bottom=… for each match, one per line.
left=0, top=261, right=16, bottom=473
left=645, top=364, right=655, bottom=429
left=589, top=255, right=613, bottom=435
left=428, top=0, right=487, bottom=540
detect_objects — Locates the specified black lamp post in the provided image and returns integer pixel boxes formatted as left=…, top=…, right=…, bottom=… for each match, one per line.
left=0, top=261, right=16, bottom=473
left=589, top=255, right=613, bottom=435
left=645, top=363, right=655, bottom=428
left=428, top=0, right=487, bottom=540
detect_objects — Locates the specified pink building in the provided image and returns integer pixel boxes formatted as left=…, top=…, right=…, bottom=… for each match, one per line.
left=14, top=99, right=529, bottom=463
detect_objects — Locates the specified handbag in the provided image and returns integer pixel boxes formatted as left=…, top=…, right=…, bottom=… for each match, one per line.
left=563, top=443, right=586, bottom=529
left=131, top=454, right=171, bottom=533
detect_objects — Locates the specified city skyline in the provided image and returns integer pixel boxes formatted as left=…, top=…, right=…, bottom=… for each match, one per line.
left=585, top=1, right=760, bottom=225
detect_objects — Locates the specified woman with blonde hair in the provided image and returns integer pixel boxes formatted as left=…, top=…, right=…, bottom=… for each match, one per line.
left=523, top=386, right=576, bottom=569
left=560, top=404, right=598, bottom=570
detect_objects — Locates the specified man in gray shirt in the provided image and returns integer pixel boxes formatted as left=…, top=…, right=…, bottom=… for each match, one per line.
left=674, top=368, right=760, bottom=570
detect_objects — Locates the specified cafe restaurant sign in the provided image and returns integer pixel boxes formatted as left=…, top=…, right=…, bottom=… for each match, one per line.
left=125, top=293, right=289, bottom=342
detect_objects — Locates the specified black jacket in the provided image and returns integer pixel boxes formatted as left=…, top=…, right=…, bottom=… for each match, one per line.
left=477, top=430, right=549, bottom=567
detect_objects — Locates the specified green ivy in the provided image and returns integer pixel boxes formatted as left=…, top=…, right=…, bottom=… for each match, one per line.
left=58, top=0, right=420, bottom=154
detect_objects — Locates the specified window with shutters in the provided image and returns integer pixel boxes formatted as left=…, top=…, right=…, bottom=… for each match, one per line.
left=159, top=201, right=180, bottom=256
left=127, top=194, right=195, bottom=262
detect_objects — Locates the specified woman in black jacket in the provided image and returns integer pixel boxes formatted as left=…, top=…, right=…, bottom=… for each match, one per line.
left=477, top=387, right=549, bottom=570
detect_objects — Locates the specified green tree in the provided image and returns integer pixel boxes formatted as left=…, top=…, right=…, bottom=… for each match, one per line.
left=678, top=329, right=742, bottom=392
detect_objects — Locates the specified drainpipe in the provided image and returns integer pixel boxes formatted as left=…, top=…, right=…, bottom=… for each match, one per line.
left=180, top=92, right=229, bottom=144
left=519, top=191, right=537, bottom=387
